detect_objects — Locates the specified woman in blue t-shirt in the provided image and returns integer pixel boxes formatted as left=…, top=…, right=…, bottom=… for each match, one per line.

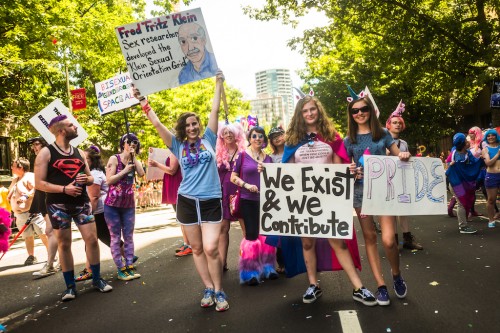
left=133, top=71, right=229, bottom=313
left=344, top=94, right=410, bottom=306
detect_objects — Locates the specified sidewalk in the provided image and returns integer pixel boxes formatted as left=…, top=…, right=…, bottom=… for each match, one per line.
left=0, top=206, right=181, bottom=277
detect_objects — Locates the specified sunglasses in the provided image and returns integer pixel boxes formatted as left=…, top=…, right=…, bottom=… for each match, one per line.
left=125, top=139, right=139, bottom=145
left=350, top=105, right=371, bottom=115
left=251, top=134, right=264, bottom=139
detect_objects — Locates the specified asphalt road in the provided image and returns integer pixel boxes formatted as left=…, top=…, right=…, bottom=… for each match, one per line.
left=0, top=198, right=499, bottom=333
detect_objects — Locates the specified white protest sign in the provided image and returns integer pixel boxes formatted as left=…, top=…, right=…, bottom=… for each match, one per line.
left=259, top=163, right=355, bottom=239
left=361, top=156, right=447, bottom=216
left=146, top=147, right=171, bottom=180
left=29, top=99, right=88, bottom=147
left=95, top=72, right=139, bottom=115
left=115, top=8, right=218, bottom=96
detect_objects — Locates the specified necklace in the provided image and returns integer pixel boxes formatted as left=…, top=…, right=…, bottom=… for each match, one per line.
left=54, top=142, right=72, bottom=156
left=250, top=148, right=261, bottom=161
left=184, top=138, right=201, bottom=166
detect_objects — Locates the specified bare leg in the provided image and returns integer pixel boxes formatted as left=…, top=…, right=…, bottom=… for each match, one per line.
left=328, top=238, right=362, bottom=289
left=301, top=237, right=318, bottom=285
left=379, top=216, right=400, bottom=276
left=356, top=208, right=385, bottom=287
left=219, top=219, right=230, bottom=268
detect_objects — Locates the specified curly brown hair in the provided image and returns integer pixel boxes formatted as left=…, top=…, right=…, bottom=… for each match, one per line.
left=346, top=97, right=384, bottom=143
left=285, top=96, right=336, bottom=146
left=175, top=112, right=202, bottom=142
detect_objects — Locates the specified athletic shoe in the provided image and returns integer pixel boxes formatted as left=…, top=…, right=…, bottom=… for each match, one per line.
left=126, top=265, right=141, bottom=279
left=393, top=275, right=408, bottom=299
left=376, top=286, right=390, bottom=306
left=33, top=264, right=57, bottom=277
left=459, top=226, right=477, bottom=234
left=303, top=284, right=322, bottom=304
left=175, top=246, right=193, bottom=257
left=75, top=268, right=92, bottom=282
left=93, top=278, right=113, bottom=293
left=61, top=288, right=77, bottom=302
left=201, top=288, right=215, bottom=308
left=215, top=291, right=229, bottom=312
left=352, top=287, right=377, bottom=306
left=117, top=267, right=134, bottom=281
left=488, top=221, right=496, bottom=228
left=24, top=255, right=37, bottom=266
left=175, top=244, right=188, bottom=253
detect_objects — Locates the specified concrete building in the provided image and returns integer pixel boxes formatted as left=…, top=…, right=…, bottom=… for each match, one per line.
left=253, top=69, right=293, bottom=126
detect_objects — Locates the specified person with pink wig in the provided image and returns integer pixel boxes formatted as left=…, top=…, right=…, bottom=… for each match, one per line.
left=216, top=122, right=246, bottom=271
left=468, top=126, right=486, bottom=218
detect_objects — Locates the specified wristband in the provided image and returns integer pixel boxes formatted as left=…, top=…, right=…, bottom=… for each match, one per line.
left=242, top=182, right=246, bottom=188
left=63, top=186, right=66, bottom=194
left=141, top=101, right=151, bottom=115
left=139, top=96, right=146, bottom=101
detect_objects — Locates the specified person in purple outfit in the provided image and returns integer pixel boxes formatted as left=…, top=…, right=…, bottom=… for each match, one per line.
left=231, top=126, right=278, bottom=286
left=105, top=133, right=145, bottom=281
left=216, top=122, right=246, bottom=271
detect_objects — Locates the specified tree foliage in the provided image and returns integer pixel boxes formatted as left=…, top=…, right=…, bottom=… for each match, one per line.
left=245, top=0, right=500, bottom=151
left=0, top=0, right=249, bottom=160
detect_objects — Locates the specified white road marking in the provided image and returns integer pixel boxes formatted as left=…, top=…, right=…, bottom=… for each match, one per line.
left=338, top=310, right=363, bottom=333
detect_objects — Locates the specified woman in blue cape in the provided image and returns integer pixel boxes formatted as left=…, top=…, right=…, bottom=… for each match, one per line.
left=268, top=95, right=376, bottom=306
left=446, top=133, right=483, bottom=234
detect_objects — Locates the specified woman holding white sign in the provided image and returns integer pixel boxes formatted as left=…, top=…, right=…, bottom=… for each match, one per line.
left=344, top=86, right=410, bottom=306
left=133, top=72, right=229, bottom=312
left=281, top=93, right=377, bottom=306
left=231, top=126, right=278, bottom=286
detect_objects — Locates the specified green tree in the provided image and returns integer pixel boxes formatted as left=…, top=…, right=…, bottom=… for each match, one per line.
left=245, top=0, right=500, bottom=150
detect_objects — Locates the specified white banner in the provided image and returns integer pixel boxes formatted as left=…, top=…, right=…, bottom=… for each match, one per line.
left=361, top=156, right=447, bottom=215
left=146, top=147, right=171, bottom=180
left=259, top=163, right=355, bottom=239
left=29, top=99, right=88, bottom=147
left=95, top=72, right=139, bottom=115
left=115, top=8, right=218, bottom=96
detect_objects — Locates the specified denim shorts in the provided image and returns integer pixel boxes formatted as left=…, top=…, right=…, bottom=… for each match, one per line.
left=353, top=181, right=364, bottom=209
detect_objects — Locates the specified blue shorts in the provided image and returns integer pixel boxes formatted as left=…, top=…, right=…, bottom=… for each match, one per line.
left=485, top=172, right=500, bottom=189
left=47, top=202, right=94, bottom=230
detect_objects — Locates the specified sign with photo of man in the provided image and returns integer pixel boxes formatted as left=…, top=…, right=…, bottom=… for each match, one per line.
left=115, top=7, right=218, bottom=96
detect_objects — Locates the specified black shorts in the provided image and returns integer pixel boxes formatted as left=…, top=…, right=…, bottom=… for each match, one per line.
left=176, top=194, right=222, bottom=225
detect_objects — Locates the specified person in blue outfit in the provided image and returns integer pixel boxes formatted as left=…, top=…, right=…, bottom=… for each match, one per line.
left=178, top=22, right=218, bottom=85
left=134, top=71, right=229, bottom=312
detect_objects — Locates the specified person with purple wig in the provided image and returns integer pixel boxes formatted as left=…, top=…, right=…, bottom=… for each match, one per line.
left=105, top=133, right=145, bottom=281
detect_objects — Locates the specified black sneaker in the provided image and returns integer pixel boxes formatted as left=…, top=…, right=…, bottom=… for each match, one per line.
left=93, top=278, right=113, bottom=293
left=61, top=288, right=77, bottom=302
left=352, top=287, right=377, bottom=306
left=459, top=226, right=477, bottom=234
left=303, top=284, right=322, bottom=304
left=24, top=255, right=37, bottom=266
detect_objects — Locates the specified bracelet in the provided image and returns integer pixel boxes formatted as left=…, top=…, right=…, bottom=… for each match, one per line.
left=242, top=182, right=246, bottom=188
left=62, top=186, right=66, bottom=194
left=139, top=96, right=146, bottom=101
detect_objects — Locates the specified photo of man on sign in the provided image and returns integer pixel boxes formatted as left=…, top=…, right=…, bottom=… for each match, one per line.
left=177, top=22, right=218, bottom=85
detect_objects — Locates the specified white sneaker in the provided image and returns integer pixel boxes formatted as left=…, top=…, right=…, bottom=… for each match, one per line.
left=33, top=263, right=57, bottom=277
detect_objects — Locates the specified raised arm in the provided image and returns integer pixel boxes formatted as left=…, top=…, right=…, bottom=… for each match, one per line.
left=133, top=85, right=174, bottom=148
left=207, top=70, right=224, bottom=134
